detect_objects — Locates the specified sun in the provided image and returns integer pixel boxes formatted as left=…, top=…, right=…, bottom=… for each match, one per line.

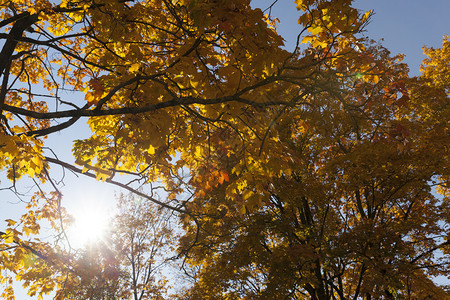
left=69, top=201, right=110, bottom=247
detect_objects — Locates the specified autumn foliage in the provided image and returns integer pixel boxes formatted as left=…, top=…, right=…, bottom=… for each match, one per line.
left=0, top=0, right=448, bottom=299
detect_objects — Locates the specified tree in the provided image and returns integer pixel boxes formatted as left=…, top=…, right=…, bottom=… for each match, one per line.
left=0, top=0, right=373, bottom=204
left=56, top=193, right=175, bottom=300
left=0, top=0, right=448, bottom=298
left=1, top=192, right=175, bottom=299
left=110, top=193, right=175, bottom=300
left=178, top=37, right=450, bottom=299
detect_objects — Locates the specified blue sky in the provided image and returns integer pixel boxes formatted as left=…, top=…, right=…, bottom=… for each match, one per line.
left=2, top=0, right=449, bottom=298
left=270, top=0, right=450, bottom=75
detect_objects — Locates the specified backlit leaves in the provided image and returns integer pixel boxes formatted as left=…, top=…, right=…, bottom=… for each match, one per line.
left=0, top=0, right=448, bottom=298
left=177, top=37, right=450, bottom=298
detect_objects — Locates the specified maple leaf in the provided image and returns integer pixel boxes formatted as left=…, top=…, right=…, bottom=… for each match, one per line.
left=0, top=0, right=448, bottom=298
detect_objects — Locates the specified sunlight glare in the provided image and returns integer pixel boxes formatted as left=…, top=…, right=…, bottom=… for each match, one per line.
left=69, top=201, right=110, bottom=247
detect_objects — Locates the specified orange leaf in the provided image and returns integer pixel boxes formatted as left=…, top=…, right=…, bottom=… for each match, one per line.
left=221, top=170, right=229, bottom=182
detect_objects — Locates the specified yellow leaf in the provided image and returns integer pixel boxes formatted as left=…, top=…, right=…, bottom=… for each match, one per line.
left=312, top=40, right=329, bottom=48
left=294, top=0, right=305, bottom=9
left=301, top=36, right=313, bottom=45
left=129, top=63, right=140, bottom=73
left=373, top=75, right=380, bottom=84
left=4, top=231, right=14, bottom=244
left=11, top=126, right=26, bottom=134
left=190, top=78, right=199, bottom=88
left=310, top=26, right=323, bottom=35
left=23, top=226, right=32, bottom=237
left=5, top=219, right=16, bottom=226
left=149, top=145, right=156, bottom=155
left=237, top=179, right=247, bottom=191
left=361, top=10, right=372, bottom=23
left=243, top=190, right=254, bottom=200
left=194, top=146, right=202, bottom=158
left=85, top=92, right=98, bottom=106
left=96, top=172, right=108, bottom=181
